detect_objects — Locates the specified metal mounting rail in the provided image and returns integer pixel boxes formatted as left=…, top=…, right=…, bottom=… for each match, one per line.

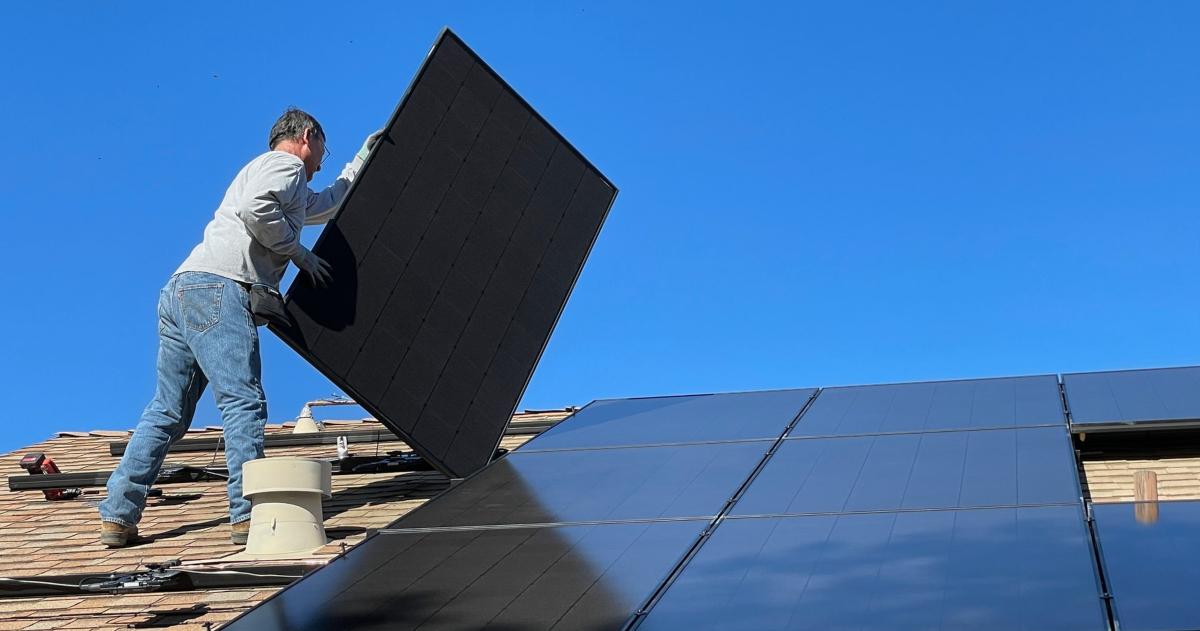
left=107, top=421, right=559, bottom=456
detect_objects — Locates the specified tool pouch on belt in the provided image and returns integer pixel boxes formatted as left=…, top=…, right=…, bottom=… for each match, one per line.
left=248, top=284, right=289, bottom=327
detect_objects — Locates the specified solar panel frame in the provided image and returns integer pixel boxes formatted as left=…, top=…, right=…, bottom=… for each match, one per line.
left=269, top=28, right=617, bottom=478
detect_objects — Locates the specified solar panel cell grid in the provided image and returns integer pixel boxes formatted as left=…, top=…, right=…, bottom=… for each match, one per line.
left=271, top=30, right=616, bottom=477
left=790, top=375, right=1065, bottom=437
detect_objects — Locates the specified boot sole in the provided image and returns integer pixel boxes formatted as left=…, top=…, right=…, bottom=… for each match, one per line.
left=100, top=533, right=132, bottom=547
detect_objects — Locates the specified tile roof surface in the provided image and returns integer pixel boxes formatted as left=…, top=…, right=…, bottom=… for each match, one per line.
left=0, top=409, right=573, bottom=630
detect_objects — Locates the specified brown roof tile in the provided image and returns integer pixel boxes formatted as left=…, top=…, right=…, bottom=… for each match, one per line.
left=0, top=409, right=573, bottom=628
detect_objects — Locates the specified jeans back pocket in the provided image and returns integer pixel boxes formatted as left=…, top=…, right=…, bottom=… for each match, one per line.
left=179, top=283, right=224, bottom=332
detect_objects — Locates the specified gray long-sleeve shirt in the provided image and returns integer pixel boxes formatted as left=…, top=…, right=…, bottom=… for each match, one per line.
left=176, top=151, right=363, bottom=288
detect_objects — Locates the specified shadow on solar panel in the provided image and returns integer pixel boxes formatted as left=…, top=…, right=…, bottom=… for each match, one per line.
left=270, top=28, right=618, bottom=478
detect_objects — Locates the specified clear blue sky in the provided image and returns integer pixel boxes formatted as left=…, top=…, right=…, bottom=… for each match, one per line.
left=1, top=2, right=1196, bottom=454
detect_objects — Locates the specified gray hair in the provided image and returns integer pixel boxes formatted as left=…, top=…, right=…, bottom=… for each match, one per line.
left=268, top=107, right=325, bottom=149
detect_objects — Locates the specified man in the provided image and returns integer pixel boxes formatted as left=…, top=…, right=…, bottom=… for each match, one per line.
left=99, top=108, right=382, bottom=547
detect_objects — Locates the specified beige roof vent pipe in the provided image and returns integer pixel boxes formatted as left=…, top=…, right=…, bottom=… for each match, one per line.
left=291, top=397, right=359, bottom=434
left=242, top=457, right=332, bottom=557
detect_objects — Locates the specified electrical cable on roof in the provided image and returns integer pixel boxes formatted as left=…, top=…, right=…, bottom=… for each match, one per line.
left=173, top=568, right=306, bottom=580
left=0, top=576, right=89, bottom=588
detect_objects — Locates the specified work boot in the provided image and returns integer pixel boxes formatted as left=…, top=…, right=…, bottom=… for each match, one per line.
left=231, top=520, right=251, bottom=545
left=99, top=521, right=138, bottom=548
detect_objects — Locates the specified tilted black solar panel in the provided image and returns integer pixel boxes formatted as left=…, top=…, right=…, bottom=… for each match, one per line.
left=270, top=29, right=617, bottom=477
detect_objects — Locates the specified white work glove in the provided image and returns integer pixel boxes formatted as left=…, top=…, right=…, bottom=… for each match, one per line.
left=293, top=246, right=332, bottom=288
left=357, top=129, right=385, bottom=161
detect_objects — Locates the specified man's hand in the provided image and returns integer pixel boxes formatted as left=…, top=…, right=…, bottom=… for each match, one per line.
left=357, top=130, right=385, bottom=161
left=294, top=246, right=332, bottom=288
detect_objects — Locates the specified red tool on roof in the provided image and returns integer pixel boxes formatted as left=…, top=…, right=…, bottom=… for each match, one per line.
left=18, top=453, right=81, bottom=501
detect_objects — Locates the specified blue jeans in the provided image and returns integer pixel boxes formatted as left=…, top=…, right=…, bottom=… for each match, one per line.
left=100, top=272, right=267, bottom=527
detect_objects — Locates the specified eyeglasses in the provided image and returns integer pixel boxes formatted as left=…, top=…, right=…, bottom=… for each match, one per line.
left=316, top=135, right=331, bottom=167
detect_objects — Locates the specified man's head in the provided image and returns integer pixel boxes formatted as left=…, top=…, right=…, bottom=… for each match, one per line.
left=268, top=108, right=326, bottom=182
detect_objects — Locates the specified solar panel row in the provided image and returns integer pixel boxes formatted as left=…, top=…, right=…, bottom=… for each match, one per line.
left=223, top=375, right=1115, bottom=630
left=634, top=377, right=1104, bottom=630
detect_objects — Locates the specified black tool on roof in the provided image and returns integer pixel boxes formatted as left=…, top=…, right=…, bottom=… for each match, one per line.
left=17, top=453, right=81, bottom=501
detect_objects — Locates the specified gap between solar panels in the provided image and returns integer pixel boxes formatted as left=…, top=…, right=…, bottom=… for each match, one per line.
left=269, top=28, right=618, bottom=479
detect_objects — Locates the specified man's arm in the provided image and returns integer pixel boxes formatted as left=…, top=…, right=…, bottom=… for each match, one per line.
left=236, top=155, right=307, bottom=257
left=303, top=131, right=385, bottom=225
left=302, top=155, right=363, bottom=225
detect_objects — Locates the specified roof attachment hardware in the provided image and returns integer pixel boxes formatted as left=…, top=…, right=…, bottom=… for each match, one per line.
left=0, top=560, right=312, bottom=599
left=8, top=463, right=228, bottom=494
left=79, top=560, right=183, bottom=594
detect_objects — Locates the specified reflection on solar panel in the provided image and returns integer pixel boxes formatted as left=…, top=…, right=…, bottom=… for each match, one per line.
left=225, top=520, right=707, bottom=630
left=637, top=375, right=1101, bottom=629
left=639, top=507, right=1107, bottom=630
left=222, top=384, right=812, bottom=631
left=1065, top=366, right=1200, bottom=432
left=394, top=441, right=774, bottom=528
left=1092, top=500, right=1200, bottom=631
left=789, top=375, right=1064, bottom=437
left=270, top=28, right=617, bottom=478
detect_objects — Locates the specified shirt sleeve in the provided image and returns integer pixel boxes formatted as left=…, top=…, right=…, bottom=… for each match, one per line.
left=303, top=155, right=365, bottom=226
left=236, top=155, right=307, bottom=258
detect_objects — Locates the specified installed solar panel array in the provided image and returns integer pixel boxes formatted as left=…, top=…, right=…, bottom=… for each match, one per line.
left=223, top=376, right=1114, bottom=630
left=271, top=29, right=617, bottom=478
left=641, top=376, right=1106, bottom=629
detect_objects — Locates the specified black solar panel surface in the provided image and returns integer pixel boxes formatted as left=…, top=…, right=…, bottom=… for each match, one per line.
left=1064, top=366, right=1200, bottom=431
left=392, top=441, right=772, bottom=528
left=639, top=507, right=1107, bottom=630
left=520, top=388, right=816, bottom=451
left=732, top=427, right=1080, bottom=515
left=789, top=375, right=1064, bottom=437
left=271, top=29, right=617, bottom=478
left=1092, top=500, right=1200, bottom=631
left=223, top=520, right=707, bottom=631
